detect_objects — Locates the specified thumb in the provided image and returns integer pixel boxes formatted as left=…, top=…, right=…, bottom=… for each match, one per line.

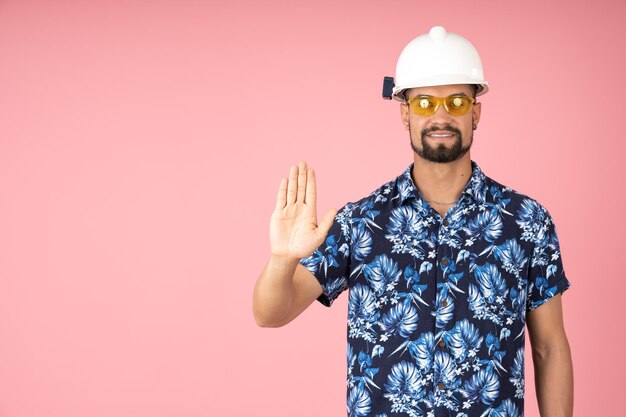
left=318, top=208, right=338, bottom=236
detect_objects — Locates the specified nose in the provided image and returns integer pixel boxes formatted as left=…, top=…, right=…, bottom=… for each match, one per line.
left=430, top=101, right=454, bottom=123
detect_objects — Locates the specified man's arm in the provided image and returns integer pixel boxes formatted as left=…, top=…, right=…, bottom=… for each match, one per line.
left=526, top=294, right=574, bottom=417
left=254, top=260, right=323, bottom=327
left=253, top=161, right=336, bottom=328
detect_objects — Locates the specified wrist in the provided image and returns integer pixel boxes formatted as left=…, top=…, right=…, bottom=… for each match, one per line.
left=268, top=253, right=301, bottom=266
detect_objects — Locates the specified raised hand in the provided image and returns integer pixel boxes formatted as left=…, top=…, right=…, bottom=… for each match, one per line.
left=270, top=161, right=337, bottom=259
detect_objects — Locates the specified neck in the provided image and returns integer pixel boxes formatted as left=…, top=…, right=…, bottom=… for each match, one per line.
left=411, top=154, right=473, bottom=206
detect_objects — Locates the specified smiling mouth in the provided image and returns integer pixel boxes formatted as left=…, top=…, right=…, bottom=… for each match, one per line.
left=426, top=131, right=456, bottom=138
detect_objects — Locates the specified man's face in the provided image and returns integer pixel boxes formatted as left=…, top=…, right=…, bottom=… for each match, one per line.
left=400, top=84, right=481, bottom=164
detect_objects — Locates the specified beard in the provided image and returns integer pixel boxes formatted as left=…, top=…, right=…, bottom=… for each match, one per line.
left=410, top=124, right=472, bottom=163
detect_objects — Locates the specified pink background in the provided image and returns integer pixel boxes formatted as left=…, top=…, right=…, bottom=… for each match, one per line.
left=0, top=1, right=624, bottom=416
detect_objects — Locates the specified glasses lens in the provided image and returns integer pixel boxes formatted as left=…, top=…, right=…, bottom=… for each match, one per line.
left=410, top=96, right=437, bottom=116
left=445, top=96, right=472, bottom=116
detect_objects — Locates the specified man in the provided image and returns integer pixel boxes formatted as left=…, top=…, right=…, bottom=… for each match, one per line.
left=253, top=26, right=573, bottom=417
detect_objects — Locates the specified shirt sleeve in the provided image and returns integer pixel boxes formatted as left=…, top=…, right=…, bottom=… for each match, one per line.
left=526, top=206, right=571, bottom=312
left=299, top=203, right=353, bottom=307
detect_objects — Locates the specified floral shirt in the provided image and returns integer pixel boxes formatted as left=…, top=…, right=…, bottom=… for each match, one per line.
left=299, top=161, right=571, bottom=417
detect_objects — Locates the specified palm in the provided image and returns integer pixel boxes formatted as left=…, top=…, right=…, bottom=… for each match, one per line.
left=270, top=162, right=336, bottom=259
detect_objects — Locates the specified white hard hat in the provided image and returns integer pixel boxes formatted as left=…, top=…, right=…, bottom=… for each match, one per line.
left=384, top=26, right=489, bottom=102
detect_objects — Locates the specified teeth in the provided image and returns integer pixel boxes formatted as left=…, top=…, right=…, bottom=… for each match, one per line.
left=429, top=133, right=453, bottom=137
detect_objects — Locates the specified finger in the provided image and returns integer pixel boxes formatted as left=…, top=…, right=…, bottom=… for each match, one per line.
left=275, top=178, right=288, bottom=210
left=296, top=161, right=307, bottom=203
left=318, top=208, right=338, bottom=236
left=305, top=168, right=316, bottom=206
left=286, top=165, right=298, bottom=205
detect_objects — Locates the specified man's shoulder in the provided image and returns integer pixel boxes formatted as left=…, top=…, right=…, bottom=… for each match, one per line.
left=337, top=169, right=406, bottom=218
left=483, top=174, right=552, bottom=216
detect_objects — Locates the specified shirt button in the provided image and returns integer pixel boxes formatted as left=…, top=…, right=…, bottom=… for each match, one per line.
left=443, top=219, right=449, bottom=227
left=438, top=382, right=446, bottom=390
left=441, top=299, right=448, bottom=307
left=438, top=340, right=446, bottom=348
left=441, top=258, right=448, bottom=266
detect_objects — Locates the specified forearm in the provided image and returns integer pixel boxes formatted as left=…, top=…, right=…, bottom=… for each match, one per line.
left=532, top=338, right=574, bottom=417
left=253, top=255, right=299, bottom=327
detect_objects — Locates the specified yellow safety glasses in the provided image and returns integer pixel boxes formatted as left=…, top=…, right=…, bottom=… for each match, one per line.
left=406, top=95, right=476, bottom=117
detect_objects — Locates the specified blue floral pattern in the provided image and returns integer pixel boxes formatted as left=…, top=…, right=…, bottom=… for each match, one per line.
left=300, top=161, right=571, bottom=417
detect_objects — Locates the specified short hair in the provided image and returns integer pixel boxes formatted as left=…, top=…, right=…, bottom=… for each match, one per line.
left=470, top=84, right=478, bottom=99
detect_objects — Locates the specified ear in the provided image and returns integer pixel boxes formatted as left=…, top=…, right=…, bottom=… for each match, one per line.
left=400, top=103, right=410, bottom=129
left=472, top=101, right=482, bottom=127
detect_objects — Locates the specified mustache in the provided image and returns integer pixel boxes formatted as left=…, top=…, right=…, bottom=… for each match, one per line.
left=421, top=124, right=462, bottom=136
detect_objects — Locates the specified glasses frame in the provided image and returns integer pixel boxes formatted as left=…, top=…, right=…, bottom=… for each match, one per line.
left=406, top=94, right=476, bottom=116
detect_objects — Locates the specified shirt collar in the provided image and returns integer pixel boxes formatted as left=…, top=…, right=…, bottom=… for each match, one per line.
left=396, top=160, right=488, bottom=206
